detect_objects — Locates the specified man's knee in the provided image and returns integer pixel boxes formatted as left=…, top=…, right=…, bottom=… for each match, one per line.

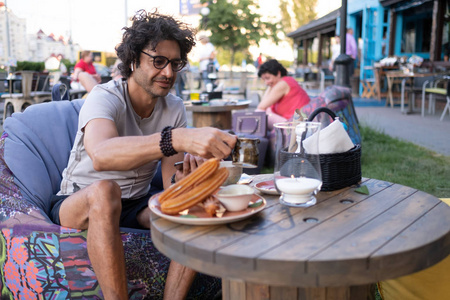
left=88, top=180, right=122, bottom=216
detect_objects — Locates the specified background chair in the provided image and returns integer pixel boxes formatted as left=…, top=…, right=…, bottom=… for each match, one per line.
left=0, top=99, right=220, bottom=299
left=442, top=79, right=450, bottom=121
left=421, top=76, right=448, bottom=118
left=361, top=66, right=377, bottom=99
left=223, top=72, right=248, bottom=99
left=320, top=68, right=335, bottom=92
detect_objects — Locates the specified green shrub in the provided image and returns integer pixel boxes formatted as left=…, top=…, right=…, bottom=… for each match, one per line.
left=16, top=61, right=45, bottom=72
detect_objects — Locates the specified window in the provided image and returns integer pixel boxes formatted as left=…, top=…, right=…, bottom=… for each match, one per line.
left=400, top=3, right=432, bottom=54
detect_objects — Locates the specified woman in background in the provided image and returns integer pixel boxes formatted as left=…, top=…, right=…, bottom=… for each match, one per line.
left=71, top=50, right=101, bottom=92
left=256, top=59, right=310, bottom=129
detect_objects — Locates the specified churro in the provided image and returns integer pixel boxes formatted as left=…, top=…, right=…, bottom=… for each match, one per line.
left=161, top=167, right=229, bottom=215
left=159, top=158, right=219, bottom=204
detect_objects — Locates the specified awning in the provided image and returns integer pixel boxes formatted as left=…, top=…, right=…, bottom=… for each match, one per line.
left=380, top=0, right=433, bottom=10
left=287, top=9, right=340, bottom=41
left=379, top=0, right=406, bottom=6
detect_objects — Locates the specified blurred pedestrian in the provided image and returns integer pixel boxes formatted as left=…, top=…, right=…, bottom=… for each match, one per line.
left=71, top=50, right=101, bottom=92
left=346, top=28, right=358, bottom=76
left=197, top=35, right=216, bottom=88
left=254, top=53, right=263, bottom=70
left=329, top=36, right=340, bottom=72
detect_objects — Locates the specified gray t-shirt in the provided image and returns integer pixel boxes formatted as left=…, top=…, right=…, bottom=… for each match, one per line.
left=58, top=79, right=187, bottom=199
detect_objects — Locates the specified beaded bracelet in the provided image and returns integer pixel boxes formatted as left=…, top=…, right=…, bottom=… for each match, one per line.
left=160, top=126, right=178, bottom=157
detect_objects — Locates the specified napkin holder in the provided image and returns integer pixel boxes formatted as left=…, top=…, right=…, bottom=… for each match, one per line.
left=307, top=107, right=361, bottom=191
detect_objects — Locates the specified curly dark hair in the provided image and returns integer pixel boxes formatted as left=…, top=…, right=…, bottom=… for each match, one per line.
left=115, top=9, right=196, bottom=79
left=257, top=59, right=287, bottom=78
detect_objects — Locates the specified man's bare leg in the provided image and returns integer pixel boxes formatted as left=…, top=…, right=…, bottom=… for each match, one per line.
left=59, top=180, right=128, bottom=300
left=138, top=207, right=197, bottom=299
left=163, top=261, right=197, bottom=300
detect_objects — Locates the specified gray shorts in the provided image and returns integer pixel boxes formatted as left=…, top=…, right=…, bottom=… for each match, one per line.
left=49, top=191, right=153, bottom=229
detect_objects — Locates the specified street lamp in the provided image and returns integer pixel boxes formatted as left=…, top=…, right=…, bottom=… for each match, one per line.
left=200, top=6, right=210, bottom=16
left=334, top=0, right=351, bottom=88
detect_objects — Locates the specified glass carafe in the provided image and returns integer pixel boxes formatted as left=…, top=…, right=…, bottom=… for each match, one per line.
left=274, top=121, right=322, bottom=207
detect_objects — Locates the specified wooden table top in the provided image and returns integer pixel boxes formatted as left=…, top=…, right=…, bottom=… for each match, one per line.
left=150, top=176, right=450, bottom=288
left=184, top=100, right=250, bottom=112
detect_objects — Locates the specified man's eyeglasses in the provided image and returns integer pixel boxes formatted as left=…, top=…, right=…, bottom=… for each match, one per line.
left=141, top=51, right=186, bottom=72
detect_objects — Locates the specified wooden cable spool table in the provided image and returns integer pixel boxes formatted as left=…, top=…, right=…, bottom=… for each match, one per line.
left=150, top=175, right=450, bottom=300
left=185, top=100, right=250, bottom=129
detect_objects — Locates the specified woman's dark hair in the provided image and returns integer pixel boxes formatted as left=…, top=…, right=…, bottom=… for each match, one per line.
left=257, top=59, right=287, bottom=78
left=115, top=9, right=196, bottom=79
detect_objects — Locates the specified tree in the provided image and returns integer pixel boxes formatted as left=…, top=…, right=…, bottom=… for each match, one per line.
left=279, top=0, right=317, bottom=35
left=200, top=0, right=280, bottom=70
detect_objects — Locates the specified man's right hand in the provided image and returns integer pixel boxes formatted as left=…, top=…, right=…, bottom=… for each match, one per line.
left=172, top=127, right=237, bottom=160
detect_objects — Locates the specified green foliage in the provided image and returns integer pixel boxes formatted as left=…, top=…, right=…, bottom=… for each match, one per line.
left=16, top=61, right=45, bottom=72
left=278, top=60, right=293, bottom=69
left=200, top=0, right=281, bottom=67
left=216, top=48, right=252, bottom=67
left=279, top=0, right=317, bottom=34
left=61, top=58, right=75, bottom=72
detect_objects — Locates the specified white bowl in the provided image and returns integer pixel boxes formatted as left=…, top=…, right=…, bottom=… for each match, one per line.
left=215, top=184, right=254, bottom=211
left=220, top=161, right=243, bottom=186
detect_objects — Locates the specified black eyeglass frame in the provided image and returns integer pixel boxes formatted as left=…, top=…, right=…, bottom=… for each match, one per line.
left=140, top=51, right=186, bottom=72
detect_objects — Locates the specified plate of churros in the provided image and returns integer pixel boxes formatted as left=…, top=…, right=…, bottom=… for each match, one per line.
left=148, top=158, right=266, bottom=225
left=149, top=193, right=266, bottom=225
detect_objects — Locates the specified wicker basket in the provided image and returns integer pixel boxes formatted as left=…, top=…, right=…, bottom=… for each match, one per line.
left=307, top=107, right=362, bottom=191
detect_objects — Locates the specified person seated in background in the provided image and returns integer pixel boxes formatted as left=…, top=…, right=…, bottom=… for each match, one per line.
left=256, top=59, right=310, bottom=129
left=71, top=50, right=101, bottom=92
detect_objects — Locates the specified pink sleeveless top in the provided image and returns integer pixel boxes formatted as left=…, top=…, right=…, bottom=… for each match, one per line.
left=271, top=77, right=310, bottom=119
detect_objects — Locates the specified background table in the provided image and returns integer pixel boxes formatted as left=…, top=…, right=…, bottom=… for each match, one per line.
left=385, top=71, right=435, bottom=113
left=374, top=65, right=399, bottom=101
left=185, top=101, right=250, bottom=129
left=150, top=176, right=450, bottom=300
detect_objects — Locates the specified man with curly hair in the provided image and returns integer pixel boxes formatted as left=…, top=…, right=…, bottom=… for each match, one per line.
left=50, top=10, right=236, bottom=299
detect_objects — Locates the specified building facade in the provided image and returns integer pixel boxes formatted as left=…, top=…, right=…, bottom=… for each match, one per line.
left=0, top=3, right=28, bottom=66
left=288, top=0, right=449, bottom=96
left=0, top=2, right=80, bottom=69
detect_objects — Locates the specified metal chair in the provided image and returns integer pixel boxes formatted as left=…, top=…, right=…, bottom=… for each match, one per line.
left=442, top=79, right=450, bottom=121
left=421, top=76, right=447, bottom=117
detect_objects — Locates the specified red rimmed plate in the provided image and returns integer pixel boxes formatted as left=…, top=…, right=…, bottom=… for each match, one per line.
left=149, top=193, right=266, bottom=225
left=254, top=180, right=280, bottom=195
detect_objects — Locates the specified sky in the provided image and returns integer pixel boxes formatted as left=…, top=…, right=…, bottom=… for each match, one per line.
left=7, top=0, right=341, bottom=54
left=8, top=0, right=181, bottom=52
